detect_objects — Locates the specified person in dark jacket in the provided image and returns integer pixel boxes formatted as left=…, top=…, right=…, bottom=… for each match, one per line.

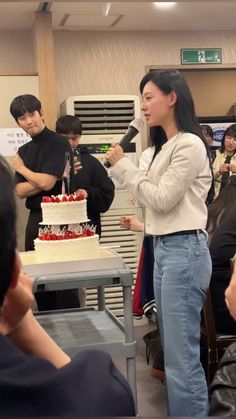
left=207, top=174, right=236, bottom=334
left=56, top=115, right=115, bottom=237
left=0, top=155, right=135, bottom=417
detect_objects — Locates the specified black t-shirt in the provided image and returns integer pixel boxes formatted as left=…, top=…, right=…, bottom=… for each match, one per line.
left=74, top=147, right=115, bottom=236
left=209, top=209, right=236, bottom=271
left=15, top=127, right=73, bottom=210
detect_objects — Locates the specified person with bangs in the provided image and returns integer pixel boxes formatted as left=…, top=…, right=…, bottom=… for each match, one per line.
left=213, top=124, right=236, bottom=198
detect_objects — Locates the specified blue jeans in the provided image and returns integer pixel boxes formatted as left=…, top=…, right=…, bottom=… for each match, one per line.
left=153, top=232, right=212, bottom=417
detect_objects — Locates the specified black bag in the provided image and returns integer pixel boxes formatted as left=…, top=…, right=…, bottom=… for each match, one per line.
left=209, top=342, right=236, bottom=416
left=143, top=328, right=164, bottom=371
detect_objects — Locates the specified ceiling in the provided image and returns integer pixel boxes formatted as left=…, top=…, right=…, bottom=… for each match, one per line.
left=0, top=1, right=236, bottom=31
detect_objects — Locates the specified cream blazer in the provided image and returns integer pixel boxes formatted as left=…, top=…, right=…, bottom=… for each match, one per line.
left=213, top=150, right=236, bottom=198
left=110, top=132, right=212, bottom=236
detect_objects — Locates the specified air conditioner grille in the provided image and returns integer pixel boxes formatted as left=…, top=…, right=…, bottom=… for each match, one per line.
left=85, top=209, right=142, bottom=316
left=73, top=100, right=135, bottom=134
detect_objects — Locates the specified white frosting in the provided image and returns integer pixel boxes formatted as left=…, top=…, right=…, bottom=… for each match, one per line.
left=34, top=235, right=99, bottom=261
left=41, top=199, right=87, bottom=225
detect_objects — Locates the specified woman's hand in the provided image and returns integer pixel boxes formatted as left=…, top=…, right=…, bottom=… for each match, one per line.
left=219, top=163, right=230, bottom=173
left=229, top=164, right=236, bottom=173
left=120, top=216, right=144, bottom=232
left=105, top=143, right=125, bottom=167
left=0, top=271, right=34, bottom=336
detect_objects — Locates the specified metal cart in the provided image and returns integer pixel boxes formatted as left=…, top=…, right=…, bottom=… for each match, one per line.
left=20, top=251, right=137, bottom=410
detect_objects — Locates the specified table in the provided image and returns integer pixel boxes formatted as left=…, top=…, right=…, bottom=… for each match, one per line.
left=20, top=250, right=137, bottom=410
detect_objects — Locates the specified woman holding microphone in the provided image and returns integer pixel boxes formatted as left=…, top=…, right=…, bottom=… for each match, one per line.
left=105, top=69, right=212, bottom=417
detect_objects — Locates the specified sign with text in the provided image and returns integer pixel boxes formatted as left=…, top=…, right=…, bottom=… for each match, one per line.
left=200, top=122, right=232, bottom=146
left=181, top=48, right=222, bottom=64
left=0, top=128, right=31, bottom=156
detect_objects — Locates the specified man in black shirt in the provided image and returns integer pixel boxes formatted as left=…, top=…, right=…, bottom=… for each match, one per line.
left=10, top=95, right=75, bottom=310
left=10, top=94, right=73, bottom=251
left=56, top=115, right=115, bottom=237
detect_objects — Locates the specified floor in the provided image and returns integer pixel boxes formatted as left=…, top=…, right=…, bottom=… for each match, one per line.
left=36, top=309, right=167, bottom=416
left=115, top=320, right=167, bottom=417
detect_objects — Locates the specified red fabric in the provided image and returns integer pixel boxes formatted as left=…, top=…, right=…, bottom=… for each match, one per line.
left=132, top=244, right=144, bottom=315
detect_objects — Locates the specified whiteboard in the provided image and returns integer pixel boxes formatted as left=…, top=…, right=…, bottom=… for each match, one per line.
left=0, top=75, right=39, bottom=129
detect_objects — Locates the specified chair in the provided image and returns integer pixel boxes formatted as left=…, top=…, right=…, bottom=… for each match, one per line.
left=201, top=288, right=236, bottom=385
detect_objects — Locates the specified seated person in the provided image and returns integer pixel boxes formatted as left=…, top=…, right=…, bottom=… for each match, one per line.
left=56, top=115, right=115, bottom=237
left=207, top=175, right=236, bottom=334
left=0, top=155, right=135, bottom=416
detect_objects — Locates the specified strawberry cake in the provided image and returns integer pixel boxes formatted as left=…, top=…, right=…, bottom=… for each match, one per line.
left=34, top=193, right=99, bottom=261
left=41, top=192, right=88, bottom=225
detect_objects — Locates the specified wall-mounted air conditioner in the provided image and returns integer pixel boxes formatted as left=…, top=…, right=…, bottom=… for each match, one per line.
left=60, top=95, right=143, bottom=315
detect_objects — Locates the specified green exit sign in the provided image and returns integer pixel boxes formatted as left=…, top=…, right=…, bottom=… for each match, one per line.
left=181, top=48, right=222, bottom=64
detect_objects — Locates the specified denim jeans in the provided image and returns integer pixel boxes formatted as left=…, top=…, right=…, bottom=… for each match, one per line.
left=153, top=232, right=212, bottom=417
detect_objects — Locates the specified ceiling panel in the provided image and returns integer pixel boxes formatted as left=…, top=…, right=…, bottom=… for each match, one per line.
left=0, top=2, right=235, bottom=31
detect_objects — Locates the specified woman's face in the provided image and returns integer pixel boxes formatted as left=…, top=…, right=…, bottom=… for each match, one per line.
left=224, top=134, right=236, bottom=154
left=141, top=81, right=175, bottom=128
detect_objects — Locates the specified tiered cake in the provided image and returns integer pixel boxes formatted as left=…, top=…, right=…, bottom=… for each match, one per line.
left=34, top=193, right=99, bottom=261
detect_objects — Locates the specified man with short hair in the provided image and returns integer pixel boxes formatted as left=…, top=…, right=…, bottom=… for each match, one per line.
left=10, top=95, right=75, bottom=310
left=56, top=114, right=115, bottom=237
left=0, top=155, right=135, bottom=417
left=10, top=94, right=73, bottom=251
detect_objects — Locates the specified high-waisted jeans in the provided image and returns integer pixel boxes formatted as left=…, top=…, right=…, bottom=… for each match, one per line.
left=153, top=232, right=212, bottom=416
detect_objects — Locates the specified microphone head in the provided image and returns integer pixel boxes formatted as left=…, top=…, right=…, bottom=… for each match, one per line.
left=129, top=118, right=144, bottom=132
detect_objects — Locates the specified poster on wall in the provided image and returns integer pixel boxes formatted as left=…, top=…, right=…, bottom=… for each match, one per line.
left=0, top=128, right=31, bottom=156
left=199, top=117, right=236, bottom=147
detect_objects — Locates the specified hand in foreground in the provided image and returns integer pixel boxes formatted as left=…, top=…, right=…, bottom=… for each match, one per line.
left=11, top=153, right=25, bottom=174
left=0, top=271, right=34, bottom=336
left=105, top=143, right=125, bottom=167
left=120, top=216, right=144, bottom=232
left=219, top=163, right=230, bottom=173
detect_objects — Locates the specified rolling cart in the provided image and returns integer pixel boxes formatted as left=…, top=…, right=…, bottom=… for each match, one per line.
left=20, top=249, right=138, bottom=410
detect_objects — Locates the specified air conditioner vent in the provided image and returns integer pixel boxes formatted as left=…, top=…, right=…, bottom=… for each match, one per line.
left=72, top=99, right=136, bottom=134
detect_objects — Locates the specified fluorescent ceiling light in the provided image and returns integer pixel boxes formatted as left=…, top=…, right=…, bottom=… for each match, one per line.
left=154, top=2, right=176, bottom=9
left=101, top=2, right=111, bottom=16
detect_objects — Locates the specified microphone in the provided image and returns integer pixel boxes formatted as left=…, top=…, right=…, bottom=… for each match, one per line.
left=104, top=118, right=144, bottom=168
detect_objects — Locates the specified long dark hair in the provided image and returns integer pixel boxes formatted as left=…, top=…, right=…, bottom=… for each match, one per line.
left=140, top=69, right=214, bottom=203
left=207, top=175, right=236, bottom=237
left=220, top=123, right=236, bottom=154
left=148, top=126, right=168, bottom=164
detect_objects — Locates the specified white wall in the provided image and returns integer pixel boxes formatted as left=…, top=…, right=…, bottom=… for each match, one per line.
left=0, top=28, right=236, bottom=113
left=54, top=30, right=236, bottom=106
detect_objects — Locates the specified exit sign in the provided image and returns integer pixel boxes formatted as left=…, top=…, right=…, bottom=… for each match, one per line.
left=181, top=48, right=222, bottom=64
